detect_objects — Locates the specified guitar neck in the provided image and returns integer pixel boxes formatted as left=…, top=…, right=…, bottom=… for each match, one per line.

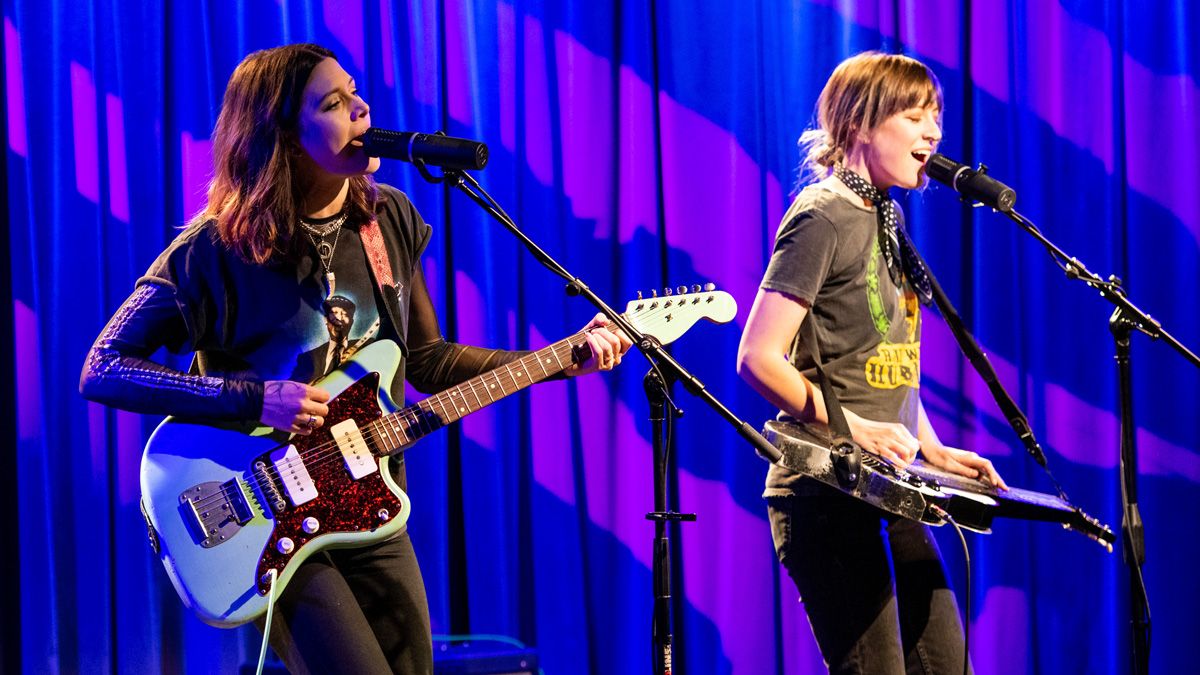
left=370, top=329, right=590, bottom=452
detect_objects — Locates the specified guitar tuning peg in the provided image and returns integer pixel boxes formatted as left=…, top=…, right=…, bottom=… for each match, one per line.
left=651, top=289, right=658, bottom=298
left=664, top=287, right=673, bottom=296
left=703, top=282, right=716, bottom=291
left=676, top=286, right=686, bottom=295
left=637, top=290, right=643, bottom=300
left=691, top=284, right=701, bottom=293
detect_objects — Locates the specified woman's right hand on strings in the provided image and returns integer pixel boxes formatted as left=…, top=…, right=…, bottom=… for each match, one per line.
left=261, top=380, right=331, bottom=435
left=844, top=409, right=919, bottom=467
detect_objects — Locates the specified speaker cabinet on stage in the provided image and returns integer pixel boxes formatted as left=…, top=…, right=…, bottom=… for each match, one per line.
left=433, top=639, right=539, bottom=675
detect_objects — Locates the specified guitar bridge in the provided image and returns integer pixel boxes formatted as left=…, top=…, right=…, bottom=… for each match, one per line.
left=179, top=479, right=253, bottom=548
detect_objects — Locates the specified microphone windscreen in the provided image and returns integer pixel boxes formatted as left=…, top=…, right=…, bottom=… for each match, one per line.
left=925, top=153, right=964, bottom=187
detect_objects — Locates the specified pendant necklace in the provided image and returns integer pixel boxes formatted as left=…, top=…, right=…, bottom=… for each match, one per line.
left=299, top=209, right=348, bottom=299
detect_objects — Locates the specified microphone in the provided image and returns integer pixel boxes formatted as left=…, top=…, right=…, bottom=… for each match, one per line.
left=362, top=128, right=488, bottom=171
left=926, top=153, right=1016, bottom=212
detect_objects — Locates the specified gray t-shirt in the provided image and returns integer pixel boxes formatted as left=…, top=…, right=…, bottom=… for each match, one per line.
left=761, top=184, right=922, bottom=496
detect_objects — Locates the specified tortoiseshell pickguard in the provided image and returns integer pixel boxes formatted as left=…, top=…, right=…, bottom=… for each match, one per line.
left=253, top=372, right=404, bottom=593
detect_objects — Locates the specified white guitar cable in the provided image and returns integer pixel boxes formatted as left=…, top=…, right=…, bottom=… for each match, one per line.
left=255, top=568, right=280, bottom=675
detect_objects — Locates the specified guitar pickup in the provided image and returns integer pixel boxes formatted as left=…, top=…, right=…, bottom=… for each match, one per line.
left=329, top=419, right=377, bottom=480
left=270, top=444, right=318, bottom=507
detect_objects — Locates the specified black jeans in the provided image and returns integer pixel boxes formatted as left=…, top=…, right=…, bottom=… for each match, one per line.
left=769, top=491, right=972, bottom=675
left=259, top=531, right=433, bottom=675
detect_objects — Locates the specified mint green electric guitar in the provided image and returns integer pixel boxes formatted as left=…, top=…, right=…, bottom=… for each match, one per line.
left=139, top=288, right=736, bottom=627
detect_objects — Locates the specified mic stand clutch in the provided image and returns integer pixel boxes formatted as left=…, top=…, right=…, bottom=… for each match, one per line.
left=418, top=162, right=782, bottom=675
left=999, top=207, right=1200, bottom=675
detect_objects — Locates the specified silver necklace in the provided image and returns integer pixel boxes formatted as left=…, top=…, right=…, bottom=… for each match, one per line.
left=305, top=225, right=343, bottom=298
left=298, top=209, right=348, bottom=237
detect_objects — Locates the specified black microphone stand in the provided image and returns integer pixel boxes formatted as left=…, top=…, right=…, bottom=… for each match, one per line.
left=644, top=367, right=694, bottom=675
left=995, top=206, right=1200, bottom=675
left=413, top=159, right=783, bottom=675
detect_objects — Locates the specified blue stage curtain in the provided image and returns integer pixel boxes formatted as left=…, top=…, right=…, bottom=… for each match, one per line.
left=7, top=0, right=1197, bottom=673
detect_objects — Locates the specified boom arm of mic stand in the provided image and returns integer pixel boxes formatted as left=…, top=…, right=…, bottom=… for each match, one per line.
left=437, top=169, right=784, bottom=463
left=1005, top=209, right=1200, bottom=368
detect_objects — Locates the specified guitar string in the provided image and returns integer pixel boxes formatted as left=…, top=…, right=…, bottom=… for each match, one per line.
left=286, top=302, right=697, bottom=467
left=188, top=301, right=715, bottom=516
left=187, top=337, right=582, bottom=513
left=184, top=305, right=665, bottom=514
left=185, top=301, right=713, bottom=514
left=263, top=301, right=692, bottom=474
left=265, top=334, right=578, bottom=472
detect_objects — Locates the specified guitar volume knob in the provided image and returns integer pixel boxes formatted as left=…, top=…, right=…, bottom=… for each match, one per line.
left=277, top=537, right=295, bottom=555
left=302, top=517, right=320, bottom=534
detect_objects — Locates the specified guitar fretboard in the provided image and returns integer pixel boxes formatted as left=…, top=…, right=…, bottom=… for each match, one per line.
left=367, top=330, right=591, bottom=453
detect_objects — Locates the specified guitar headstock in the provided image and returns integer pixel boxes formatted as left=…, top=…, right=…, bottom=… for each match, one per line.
left=1067, top=507, right=1116, bottom=552
left=623, top=283, right=737, bottom=346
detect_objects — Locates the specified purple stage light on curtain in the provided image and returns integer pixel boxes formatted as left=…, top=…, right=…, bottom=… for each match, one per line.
left=972, top=587, right=1031, bottom=675
left=679, top=473, right=789, bottom=674
left=445, top=0, right=476, bottom=127
left=1124, top=56, right=1200, bottom=246
left=179, top=131, right=212, bottom=220
left=5, top=17, right=27, bottom=157
left=900, top=0, right=960, bottom=68
left=105, top=94, right=129, bottom=223
left=556, top=32, right=614, bottom=237
left=497, top=1, right=516, bottom=151
left=659, top=90, right=779, bottom=315
left=70, top=61, right=100, bottom=204
left=380, top=0, right=396, bottom=87
left=323, top=0, right=365, bottom=72
left=407, top=0, right=439, bottom=105
left=1023, top=3, right=1115, bottom=172
left=16, top=301, right=41, bottom=442
left=970, top=0, right=1010, bottom=100
left=523, top=13, right=553, bottom=185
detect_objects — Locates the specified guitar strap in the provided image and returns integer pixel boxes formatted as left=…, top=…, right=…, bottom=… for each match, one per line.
left=359, top=218, right=408, bottom=356
left=802, top=315, right=863, bottom=488
left=802, top=316, right=854, bottom=439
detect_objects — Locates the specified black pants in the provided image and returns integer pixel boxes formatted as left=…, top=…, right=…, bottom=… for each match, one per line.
left=260, top=532, right=433, bottom=675
left=769, top=491, right=972, bottom=675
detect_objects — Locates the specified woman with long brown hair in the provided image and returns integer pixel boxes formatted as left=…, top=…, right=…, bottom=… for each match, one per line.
left=82, top=43, right=629, bottom=673
left=738, top=52, right=1006, bottom=674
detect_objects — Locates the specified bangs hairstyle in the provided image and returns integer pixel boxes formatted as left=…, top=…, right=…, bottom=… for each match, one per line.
left=197, top=43, right=379, bottom=264
left=798, top=51, right=943, bottom=186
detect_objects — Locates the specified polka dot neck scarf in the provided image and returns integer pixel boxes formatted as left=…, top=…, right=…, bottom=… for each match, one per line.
left=833, top=166, right=932, bottom=305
